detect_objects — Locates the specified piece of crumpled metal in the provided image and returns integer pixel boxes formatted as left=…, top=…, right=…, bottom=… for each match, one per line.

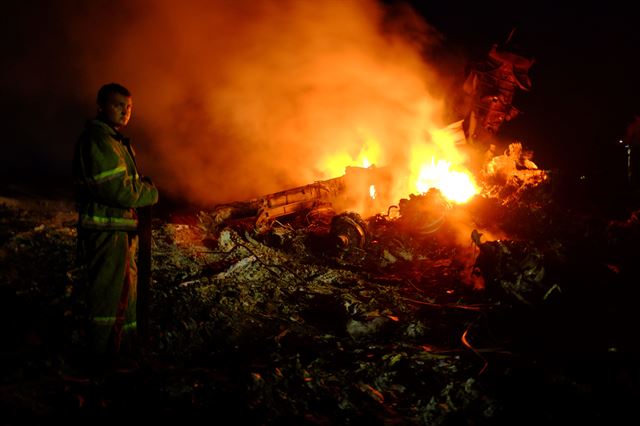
left=472, top=233, right=558, bottom=305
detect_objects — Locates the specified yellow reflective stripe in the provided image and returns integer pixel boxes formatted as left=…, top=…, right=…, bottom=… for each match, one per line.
left=91, top=165, right=126, bottom=182
left=93, top=318, right=137, bottom=329
left=81, top=215, right=137, bottom=226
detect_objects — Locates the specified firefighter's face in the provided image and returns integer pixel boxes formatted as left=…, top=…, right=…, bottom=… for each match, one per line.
left=99, top=93, right=132, bottom=129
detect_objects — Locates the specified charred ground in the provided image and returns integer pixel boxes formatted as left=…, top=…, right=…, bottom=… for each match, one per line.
left=1, top=172, right=640, bottom=425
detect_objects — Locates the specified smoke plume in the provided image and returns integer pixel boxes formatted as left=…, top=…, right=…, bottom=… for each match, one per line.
left=3, top=0, right=464, bottom=205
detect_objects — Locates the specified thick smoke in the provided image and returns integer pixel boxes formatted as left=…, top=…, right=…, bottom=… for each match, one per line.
left=3, top=0, right=464, bottom=205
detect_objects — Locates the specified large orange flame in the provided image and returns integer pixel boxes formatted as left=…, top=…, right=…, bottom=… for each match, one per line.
left=318, top=120, right=479, bottom=209
left=414, top=158, right=478, bottom=203
left=407, top=123, right=479, bottom=204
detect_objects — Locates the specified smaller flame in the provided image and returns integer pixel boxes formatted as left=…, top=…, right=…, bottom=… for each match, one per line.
left=369, top=184, right=376, bottom=199
left=416, top=158, right=478, bottom=203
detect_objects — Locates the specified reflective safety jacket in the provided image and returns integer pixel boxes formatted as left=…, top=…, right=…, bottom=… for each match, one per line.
left=73, top=119, right=159, bottom=231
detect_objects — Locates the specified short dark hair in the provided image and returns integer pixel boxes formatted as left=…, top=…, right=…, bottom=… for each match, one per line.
left=97, top=83, right=131, bottom=106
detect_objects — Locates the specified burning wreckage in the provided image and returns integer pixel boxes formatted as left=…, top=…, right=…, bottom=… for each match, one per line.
left=198, top=40, right=547, bottom=290
left=203, top=144, right=546, bottom=249
left=197, top=139, right=551, bottom=302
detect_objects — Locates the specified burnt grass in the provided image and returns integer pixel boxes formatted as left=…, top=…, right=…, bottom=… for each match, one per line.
left=1, top=175, right=640, bottom=425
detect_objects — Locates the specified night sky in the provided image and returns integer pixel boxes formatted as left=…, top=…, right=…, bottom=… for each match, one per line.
left=2, top=1, right=639, bottom=197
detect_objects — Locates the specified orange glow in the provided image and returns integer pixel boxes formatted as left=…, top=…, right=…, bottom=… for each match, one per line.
left=318, top=135, right=382, bottom=178
left=67, top=0, right=468, bottom=206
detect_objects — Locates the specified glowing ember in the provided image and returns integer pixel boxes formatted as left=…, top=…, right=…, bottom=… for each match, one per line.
left=415, top=158, right=478, bottom=203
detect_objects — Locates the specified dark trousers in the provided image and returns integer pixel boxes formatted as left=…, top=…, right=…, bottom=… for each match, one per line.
left=77, top=229, right=138, bottom=360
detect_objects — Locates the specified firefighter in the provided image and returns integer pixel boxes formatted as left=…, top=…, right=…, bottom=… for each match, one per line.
left=72, top=83, right=158, bottom=372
